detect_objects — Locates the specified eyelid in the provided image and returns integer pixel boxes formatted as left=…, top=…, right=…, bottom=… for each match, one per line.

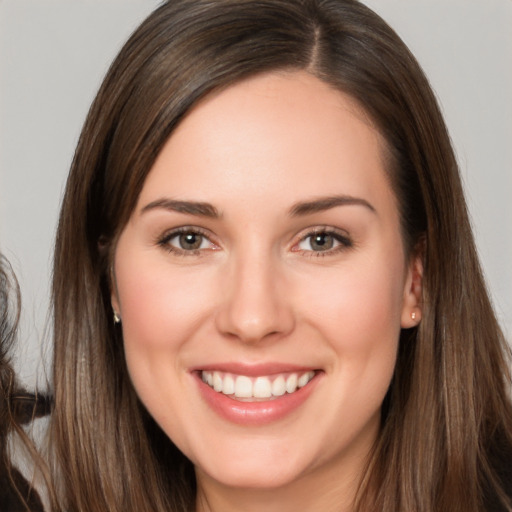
left=291, top=226, right=353, bottom=255
left=155, top=225, right=219, bottom=255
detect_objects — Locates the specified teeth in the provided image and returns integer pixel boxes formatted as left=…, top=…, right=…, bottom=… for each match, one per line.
left=272, top=376, right=286, bottom=396
left=235, top=376, right=252, bottom=398
left=201, top=372, right=213, bottom=386
left=298, top=372, right=312, bottom=388
left=285, top=373, right=297, bottom=393
left=201, top=370, right=315, bottom=399
left=213, top=371, right=223, bottom=392
left=253, top=377, right=272, bottom=398
left=222, top=374, right=235, bottom=395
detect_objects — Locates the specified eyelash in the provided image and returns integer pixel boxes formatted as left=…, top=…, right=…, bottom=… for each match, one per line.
left=156, top=226, right=216, bottom=257
left=293, top=227, right=353, bottom=258
left=155, top=226, right=353, bottom=257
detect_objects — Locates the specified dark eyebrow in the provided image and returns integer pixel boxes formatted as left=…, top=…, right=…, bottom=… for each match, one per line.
left=140, top=199, right=220, bottom=218
left=289, top=195, right=376, bottom=216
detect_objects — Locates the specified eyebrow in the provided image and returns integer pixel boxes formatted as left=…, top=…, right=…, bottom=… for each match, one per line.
left=140, top=195, right=375, bottom=219
left=140, top=199, right=220, bottom=218
left=289, top=195, right=376, bottom=216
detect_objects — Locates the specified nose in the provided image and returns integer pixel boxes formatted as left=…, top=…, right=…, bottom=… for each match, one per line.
left=215, top=251, right=295, bottom=344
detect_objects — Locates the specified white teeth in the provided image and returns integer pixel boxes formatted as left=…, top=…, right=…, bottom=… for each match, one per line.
left=222, top=374, right=235, bottom=395
left=234, top=376, right=252, bottom=398
left=253, top=377, right=272, bottom=398
left=285, top=373, right=298, bottom=393
left=213, top=371, right=223, bottom=392
left=201, top=370, right=316, bottom=399
left=272, top=376, right=286, bottom=396
left=298, top=371, right=314, bottom=388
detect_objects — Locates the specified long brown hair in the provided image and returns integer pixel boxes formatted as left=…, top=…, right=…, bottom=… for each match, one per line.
left=51, top=1, right=512, bottom=510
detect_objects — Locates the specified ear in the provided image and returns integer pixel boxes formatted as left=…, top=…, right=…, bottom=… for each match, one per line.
left=400, top=245, right=424, bottom=329
left=98, top=236, right=121, bottom=320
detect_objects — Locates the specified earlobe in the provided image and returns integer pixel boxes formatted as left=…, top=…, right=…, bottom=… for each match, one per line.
left=111, top=292, right=122, bottom=324
left=400, top=250, right=424, bottom=329
left=110, top=264, right=122, bottom=324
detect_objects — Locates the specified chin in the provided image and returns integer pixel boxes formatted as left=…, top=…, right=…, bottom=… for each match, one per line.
left=200, top=463, right=302, bottom=490
left=194, top=441, right=310, bottom=490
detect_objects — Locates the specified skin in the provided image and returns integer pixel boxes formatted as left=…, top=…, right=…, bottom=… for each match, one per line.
left=112, top=71, right=422, bottom=512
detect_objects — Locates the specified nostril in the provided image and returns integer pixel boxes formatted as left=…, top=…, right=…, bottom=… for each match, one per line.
left=214, top=267, right=295, bottom=342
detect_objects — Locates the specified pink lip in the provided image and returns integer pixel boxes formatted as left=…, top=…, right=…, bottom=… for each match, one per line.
left=192, top=365, right=321, bottom=426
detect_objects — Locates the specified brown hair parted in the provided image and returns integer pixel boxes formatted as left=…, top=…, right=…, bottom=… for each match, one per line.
left=51, top=0, right=512, bottom=511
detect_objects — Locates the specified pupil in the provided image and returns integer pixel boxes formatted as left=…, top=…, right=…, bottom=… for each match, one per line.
left=180, top=233, right=201, bottom=250
left=312, top=233, right=333, bottom=251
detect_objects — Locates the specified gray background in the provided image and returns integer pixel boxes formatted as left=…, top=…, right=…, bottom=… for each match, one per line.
left=1, top=0, right=511, bottom=390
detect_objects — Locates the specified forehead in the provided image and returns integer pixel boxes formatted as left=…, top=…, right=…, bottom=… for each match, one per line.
left=136, top=71, right=395, bottom=219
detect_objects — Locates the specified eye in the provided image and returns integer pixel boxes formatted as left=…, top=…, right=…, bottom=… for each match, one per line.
left=172, top=231, right=208, bottom=251
left=296, top=229, right=352, bottom=254
left=157, top=228, right=216, bottom=255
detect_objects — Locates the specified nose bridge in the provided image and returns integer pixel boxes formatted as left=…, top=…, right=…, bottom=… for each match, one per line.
left=216, top=242, right=294, bottom=343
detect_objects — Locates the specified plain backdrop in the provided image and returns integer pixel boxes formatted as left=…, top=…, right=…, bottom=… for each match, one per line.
left=1, top=0, right=511, bottom=389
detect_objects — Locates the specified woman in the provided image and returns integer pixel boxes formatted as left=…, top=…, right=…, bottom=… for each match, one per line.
left=51, top=0, right=512, bottom=510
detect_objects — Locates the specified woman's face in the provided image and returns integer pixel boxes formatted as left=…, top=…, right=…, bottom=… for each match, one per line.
left=112, top=71, right=421, bottom=497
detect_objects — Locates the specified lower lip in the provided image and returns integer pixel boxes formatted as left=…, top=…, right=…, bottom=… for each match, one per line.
left=194, top=372, right=320, bottom=426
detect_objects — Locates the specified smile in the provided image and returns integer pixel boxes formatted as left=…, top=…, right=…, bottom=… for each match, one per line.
left=196, top=366, right=321, bottom=425
left=201, top=370, right=316, bottom=401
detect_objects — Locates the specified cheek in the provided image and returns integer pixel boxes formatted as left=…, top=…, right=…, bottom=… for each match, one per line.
left=117, top=259, right=215, bottom=353
left=115, top=259, right=218, bottom=442
left=299, top=261, right=405, bottom=347
left=293, top=250, right=406, bottom=408
left=114, top=254, right=217, bottom=407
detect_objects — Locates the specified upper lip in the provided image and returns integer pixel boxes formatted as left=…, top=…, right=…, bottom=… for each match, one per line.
left=190, top=362, right=319, bottom=377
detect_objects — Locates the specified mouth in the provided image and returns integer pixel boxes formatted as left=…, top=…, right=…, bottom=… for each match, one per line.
left=201, top=370, right=316, bottom=402
left=194, top=366, right=321, bottom=425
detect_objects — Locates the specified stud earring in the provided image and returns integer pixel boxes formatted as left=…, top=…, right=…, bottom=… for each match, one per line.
left=113, top=311, right=121, bottom=324
left=411, top=311, right=416, bottom=321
